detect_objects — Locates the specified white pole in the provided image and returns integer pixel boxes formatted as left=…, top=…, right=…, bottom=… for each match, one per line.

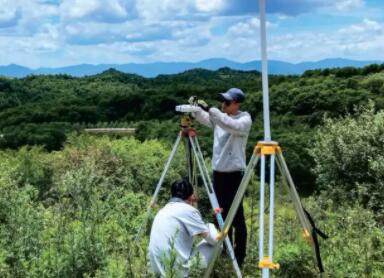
left=259, top=0, right=271, bottom=142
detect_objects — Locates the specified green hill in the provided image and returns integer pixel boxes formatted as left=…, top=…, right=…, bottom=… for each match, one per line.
left=1, top=64, right=384, bottom=192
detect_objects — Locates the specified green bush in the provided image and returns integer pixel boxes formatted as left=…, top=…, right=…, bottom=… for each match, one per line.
left=310, top=104, right=384, bottom=217
left=305, top=196, right=384, bottom=277
left=0, top=135, right=187, bottom=277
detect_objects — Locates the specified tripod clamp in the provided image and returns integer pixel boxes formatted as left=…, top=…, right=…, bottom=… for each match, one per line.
left=180, top=115, right=196, bottom=138
left=254, top=141, right=281, bottom=155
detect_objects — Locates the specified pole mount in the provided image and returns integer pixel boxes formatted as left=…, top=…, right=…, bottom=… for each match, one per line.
left=254, top=141, right=281, bottom=155
left=302, top=229, right=313, bottom=243
left=258, top=257, right=280, bottom=270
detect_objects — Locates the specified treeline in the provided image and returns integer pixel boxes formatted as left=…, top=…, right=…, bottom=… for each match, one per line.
left=0, top=64, right=384, bottom=192
left=303, top=63, right=384, bottom=78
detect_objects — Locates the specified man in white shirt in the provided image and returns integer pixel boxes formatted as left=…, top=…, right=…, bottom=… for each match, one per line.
left=190, top=88, right=252, bottom=267
left=148, top=179, right=219, bottom=277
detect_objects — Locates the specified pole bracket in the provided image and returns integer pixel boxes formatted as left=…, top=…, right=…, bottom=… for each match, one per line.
left=258, top=257, right=280, bottom=270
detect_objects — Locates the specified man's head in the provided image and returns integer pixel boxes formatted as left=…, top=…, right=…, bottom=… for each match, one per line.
left=171, top=178, right=196, bottom=205
left=218, top=88, right=245, bottom=115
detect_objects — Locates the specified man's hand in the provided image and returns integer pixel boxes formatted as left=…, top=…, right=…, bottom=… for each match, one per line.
left=188, top=96, right=198, bottom=105
left=197, top=99, right=210, bottom=112
left=204, top=223, right=219, bottom=245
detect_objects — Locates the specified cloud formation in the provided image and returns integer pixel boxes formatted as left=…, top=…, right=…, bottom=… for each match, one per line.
left=0, top=5, right=21, bottom=28
left=0, top=0, right=382, bottom=68
left=60, top=0, right=137, bottom=23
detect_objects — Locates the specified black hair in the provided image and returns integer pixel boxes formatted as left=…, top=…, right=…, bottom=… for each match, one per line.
left=171, top=178, right=194, bottom=200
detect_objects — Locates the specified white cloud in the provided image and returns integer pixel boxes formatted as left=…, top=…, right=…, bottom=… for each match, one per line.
left=0, top=1, right=21, bottom=28
left=0, top=0, right=58, bottom=35
left=195, top=0, right=224, bottom=13
left=227, top=17, right=276, bottom=38
left=265, top=19, right=384, bottom=62
left=137, top=0, right=188, bottom=20
left=63, top=20, right=181, bottom=45
left=60, top=0, right=99, bottom=19
left=0, top=0, right=382, bottom=68
left=339, top=19, right=382, bottom=35
left=59, top=0, right=136, bottom=23
left=333, top=0, right=364, bottom=12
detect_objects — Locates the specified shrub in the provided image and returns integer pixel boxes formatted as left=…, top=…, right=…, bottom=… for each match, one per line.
left=310, top=103, right=384, bottom=217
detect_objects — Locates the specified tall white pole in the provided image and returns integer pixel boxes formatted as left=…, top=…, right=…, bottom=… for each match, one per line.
left=259, top=1, right=272, bottom=277
left=259, top=0, right=271, bottom=142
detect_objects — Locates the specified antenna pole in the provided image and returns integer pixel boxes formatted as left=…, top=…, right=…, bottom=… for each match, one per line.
left=259, top=0, right=271, bottom=141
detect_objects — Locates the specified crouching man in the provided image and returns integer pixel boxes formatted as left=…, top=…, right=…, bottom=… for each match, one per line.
left=148, top=179, right=219, bottom=277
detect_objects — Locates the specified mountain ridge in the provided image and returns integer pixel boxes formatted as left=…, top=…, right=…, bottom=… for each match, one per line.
left=0, top=58, right=381, bottom=78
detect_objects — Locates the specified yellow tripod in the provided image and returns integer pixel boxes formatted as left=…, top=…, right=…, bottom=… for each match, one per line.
left=203, top=141, right=327, bottom=277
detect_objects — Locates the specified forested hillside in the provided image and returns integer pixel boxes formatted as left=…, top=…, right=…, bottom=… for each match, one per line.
left=1, top=64, right=384, bottom=193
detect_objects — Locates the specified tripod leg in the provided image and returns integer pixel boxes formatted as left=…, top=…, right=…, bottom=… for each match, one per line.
left=131, top=132, right=182, bottom=249
left=204, top=153, right=260, bottom=278
left=275, top=153, right=310, bottom=233
left=259, top=154, right=276, bottom=278
left=184, top=136, right=193, bottom=184
left=193, top=137, right=215, bottom=192
left=275, top=152, right=324, bottom=272
left=189, top=137, right=242, bottom=278
left=259, top=154, right=269, bottom=278
left=268, top=155, right=275, bottom=261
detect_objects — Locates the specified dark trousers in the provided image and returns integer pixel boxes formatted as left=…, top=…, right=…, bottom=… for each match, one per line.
left=213, top=170, right=247, bottom=267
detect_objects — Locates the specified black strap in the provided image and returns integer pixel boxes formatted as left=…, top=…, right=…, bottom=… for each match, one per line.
left=304, top=209, right=328, bottom=240
left=303, top=208, right=328, bottom=273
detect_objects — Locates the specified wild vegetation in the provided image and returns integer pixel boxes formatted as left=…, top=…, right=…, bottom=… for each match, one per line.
left=0, top=65, right=384, bottom=277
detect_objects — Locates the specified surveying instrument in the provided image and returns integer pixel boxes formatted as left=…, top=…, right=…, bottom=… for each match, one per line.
left=134, top=104, right=243, bottom=277
left=203, top=0, right=327, bottom=277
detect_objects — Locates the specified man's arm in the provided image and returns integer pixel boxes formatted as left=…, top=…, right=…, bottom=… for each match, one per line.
left=191, top=108, right=213, bottom=128
left=209, top=108, right=252, bottom=136
left=183, top=209, right=211, bottom=238
left=184, top=210, right=218, bottom=245
left=197, top=231, right=209, bottom=237
left=199, top=223, right=219, bottom=245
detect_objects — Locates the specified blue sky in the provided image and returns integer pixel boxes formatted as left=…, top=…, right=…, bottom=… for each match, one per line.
left=0, top=0, right=383, bottom=68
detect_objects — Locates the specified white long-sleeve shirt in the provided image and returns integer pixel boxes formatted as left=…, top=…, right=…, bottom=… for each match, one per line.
left=193, top=107, right=252, bottom=172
